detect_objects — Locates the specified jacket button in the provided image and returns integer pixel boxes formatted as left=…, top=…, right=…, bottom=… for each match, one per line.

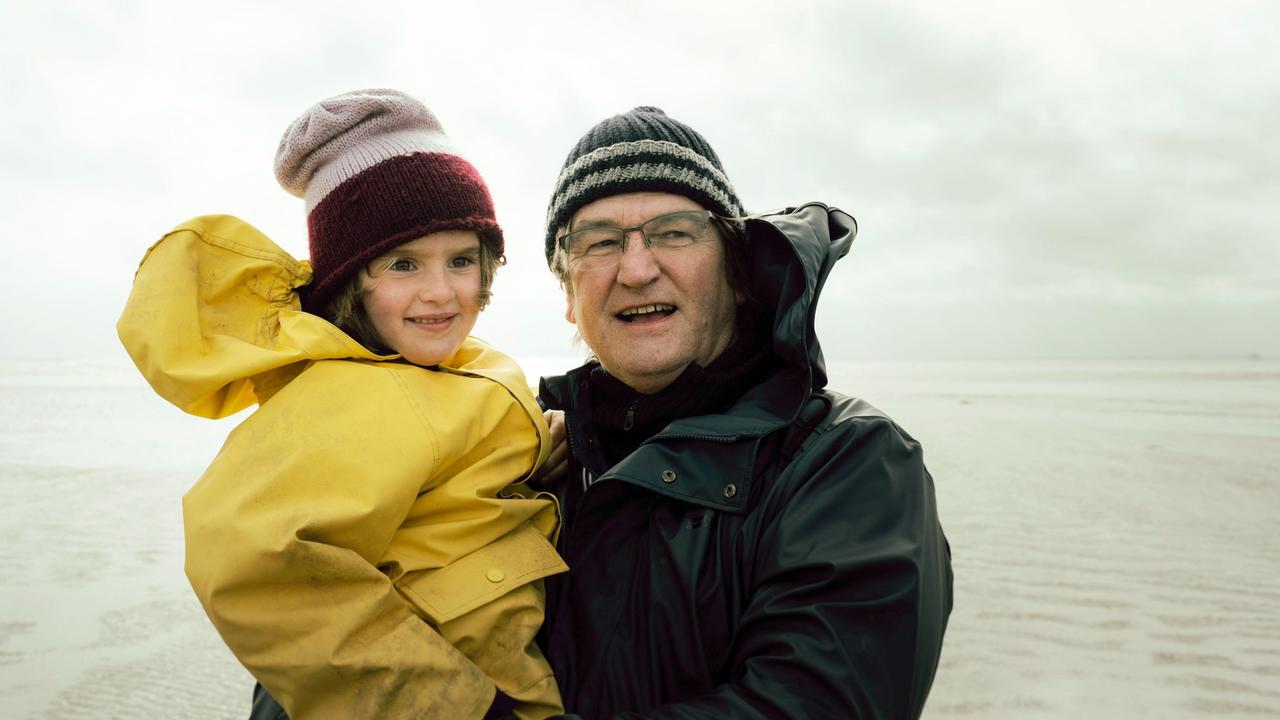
left=661, top=469, right=677, bottom=483
left=722, top=484, right=737, bottom=498
left=485, top=568, right=505, bottom=583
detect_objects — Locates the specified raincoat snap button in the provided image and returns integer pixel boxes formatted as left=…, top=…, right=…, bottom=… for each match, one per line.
left=485, top=568, right=505, bottom=583
left=661, top=469, right=677, bottom=483
left=722, top=484, right=737, bottom=498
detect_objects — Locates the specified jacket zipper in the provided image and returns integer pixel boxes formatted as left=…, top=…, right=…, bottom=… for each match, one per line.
left=649, top=432, right=741, bottom=443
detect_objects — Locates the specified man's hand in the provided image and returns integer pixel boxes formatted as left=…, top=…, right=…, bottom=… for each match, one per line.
left=530, top=410, right=568, bottom=486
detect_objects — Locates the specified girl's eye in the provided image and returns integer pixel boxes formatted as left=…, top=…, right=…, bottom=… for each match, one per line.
left=449, top=255, right=476, bottom=269
left=388, top=258, right=416, bottom=272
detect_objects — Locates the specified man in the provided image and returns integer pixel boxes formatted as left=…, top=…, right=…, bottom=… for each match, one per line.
left=536, top=106, right=953, bottom=718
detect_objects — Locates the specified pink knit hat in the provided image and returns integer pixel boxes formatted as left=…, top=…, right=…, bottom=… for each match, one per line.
left=275, top=88, right=502, bottom=311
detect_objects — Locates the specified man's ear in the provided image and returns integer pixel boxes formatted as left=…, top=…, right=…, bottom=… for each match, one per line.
left=564, top=292, right=576, bottom=324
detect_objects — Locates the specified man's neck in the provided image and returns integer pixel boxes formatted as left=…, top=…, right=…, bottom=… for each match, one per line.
left=587, top=312, right=775, bottom=465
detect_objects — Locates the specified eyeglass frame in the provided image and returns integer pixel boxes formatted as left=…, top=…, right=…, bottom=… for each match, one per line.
left=556, top=209, right=744, bottom=271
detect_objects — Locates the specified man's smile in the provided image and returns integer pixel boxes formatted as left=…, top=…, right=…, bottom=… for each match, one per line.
left=617, top=304, right=677, bottom=322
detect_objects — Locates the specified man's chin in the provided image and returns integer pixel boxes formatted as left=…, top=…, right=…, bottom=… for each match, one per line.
left=597, top=356, right=692, bottom=394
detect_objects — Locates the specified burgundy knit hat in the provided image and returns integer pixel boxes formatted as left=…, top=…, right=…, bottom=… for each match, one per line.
left=274, top=88, right=503, bottom=311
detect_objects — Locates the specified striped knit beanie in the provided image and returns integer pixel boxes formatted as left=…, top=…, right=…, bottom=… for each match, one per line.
left=275, top=88, right=502, bottom=311
left=544, top=106, right=745, bottom=266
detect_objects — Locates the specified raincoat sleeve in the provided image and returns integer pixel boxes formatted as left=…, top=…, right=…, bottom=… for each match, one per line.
left=619, top=416, right=953, bottom=720
left=183, top=361, right=495, bottom=720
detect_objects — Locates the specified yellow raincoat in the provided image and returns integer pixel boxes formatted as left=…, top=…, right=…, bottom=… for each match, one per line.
left=118, top=215, right=567, bottom=719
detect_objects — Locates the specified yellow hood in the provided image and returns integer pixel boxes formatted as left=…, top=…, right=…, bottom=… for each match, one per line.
left=117, top=214, right=521, bottom=418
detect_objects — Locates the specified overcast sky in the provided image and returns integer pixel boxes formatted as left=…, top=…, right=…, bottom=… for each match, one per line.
left=2, top=0, right=1276, bottom=364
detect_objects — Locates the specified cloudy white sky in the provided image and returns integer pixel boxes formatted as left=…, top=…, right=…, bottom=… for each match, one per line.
left=2, top=0, right=1276, bottom=363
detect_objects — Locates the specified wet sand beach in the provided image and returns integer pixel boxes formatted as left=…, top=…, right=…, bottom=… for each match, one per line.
left=1, top=358, right=1277, bottom=718
left=873, top=360, right=1280, bottom=718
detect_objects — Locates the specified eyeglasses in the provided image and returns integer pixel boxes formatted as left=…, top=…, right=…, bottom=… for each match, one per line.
left=558, top=210, right=722, bottom=272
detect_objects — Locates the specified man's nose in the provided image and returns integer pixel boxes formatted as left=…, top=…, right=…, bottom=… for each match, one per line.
left=615, top=230, right=660, bottom=287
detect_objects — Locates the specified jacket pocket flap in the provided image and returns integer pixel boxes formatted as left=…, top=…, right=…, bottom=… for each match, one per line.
left=396, top=524, right=567, bottom=625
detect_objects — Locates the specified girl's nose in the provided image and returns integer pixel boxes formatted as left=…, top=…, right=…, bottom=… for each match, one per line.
left=415, top=270, right=455, bottom=304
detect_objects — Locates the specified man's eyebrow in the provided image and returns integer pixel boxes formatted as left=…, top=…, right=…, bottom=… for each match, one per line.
left=569, top=218, right=620, bottom=231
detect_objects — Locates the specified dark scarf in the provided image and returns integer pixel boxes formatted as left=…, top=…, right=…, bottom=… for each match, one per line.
left=589, top=311, right=775, bottom=466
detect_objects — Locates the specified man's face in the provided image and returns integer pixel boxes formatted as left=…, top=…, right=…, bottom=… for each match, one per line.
left=563, top=192, right=741, bottom=393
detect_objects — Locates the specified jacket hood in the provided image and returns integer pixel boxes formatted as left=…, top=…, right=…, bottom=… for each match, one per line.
left=117, top=214, right=515, bottom=419
left=744, top=202, right=856, bottom=393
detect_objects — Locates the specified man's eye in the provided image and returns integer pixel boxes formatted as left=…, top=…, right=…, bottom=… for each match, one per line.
left=573, top=234, right=627, bottom=256
left=583, top=238, right=620, bottom=255
left=655, top=231, right=692, bottom=241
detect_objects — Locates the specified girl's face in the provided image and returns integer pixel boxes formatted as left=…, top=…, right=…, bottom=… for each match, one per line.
left=360, top=230, right=484, bottom=367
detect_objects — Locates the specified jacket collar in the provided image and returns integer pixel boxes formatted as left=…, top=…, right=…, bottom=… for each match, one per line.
left=541, top=362, right=803, bottom=514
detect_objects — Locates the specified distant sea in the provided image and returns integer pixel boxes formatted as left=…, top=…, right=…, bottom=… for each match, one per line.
left=2, top=356, right=1278, bottom=718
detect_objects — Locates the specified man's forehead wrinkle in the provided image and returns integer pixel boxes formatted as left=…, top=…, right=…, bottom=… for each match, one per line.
left=570, top=195, right=704, bottom=231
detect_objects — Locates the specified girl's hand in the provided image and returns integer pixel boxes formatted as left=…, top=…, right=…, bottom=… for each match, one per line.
left=530, top=410, right=568, bottom=486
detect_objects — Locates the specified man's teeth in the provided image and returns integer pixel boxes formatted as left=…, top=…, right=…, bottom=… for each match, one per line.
left=620, top=304, right=675, bottom=317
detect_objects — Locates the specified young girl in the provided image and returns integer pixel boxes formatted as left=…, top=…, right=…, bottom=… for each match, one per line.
left=118, top=89, right=565, bottom=719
